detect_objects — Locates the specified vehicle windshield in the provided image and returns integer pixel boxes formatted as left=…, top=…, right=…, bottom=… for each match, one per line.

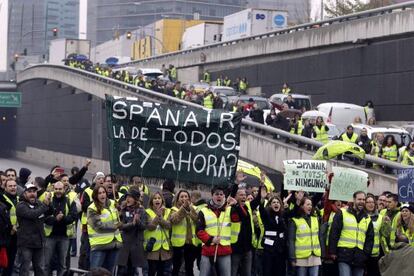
left=239, top=99, right=270, bottom=110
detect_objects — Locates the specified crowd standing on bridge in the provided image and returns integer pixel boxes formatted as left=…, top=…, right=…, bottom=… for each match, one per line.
left=1, top=160, right=414, bottom=276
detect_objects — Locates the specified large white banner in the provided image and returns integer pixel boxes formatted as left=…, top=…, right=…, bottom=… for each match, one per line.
left=0, top=0, right=8, bottom=72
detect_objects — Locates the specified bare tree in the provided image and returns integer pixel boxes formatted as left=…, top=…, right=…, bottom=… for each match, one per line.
left=324, top=0, right=395, bottom=18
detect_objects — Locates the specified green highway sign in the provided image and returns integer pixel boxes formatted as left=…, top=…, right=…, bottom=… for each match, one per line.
left=0, top=92, right=22, bottom=108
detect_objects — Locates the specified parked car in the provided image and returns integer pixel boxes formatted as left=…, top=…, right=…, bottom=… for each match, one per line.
left=317, top=102, right=367, bottom=132
left=401, top=124, right=414, bottom=139
left=269, top=93, right=312, bottom=111
left=208, top=86, right=237, bottom=97
left=352, top=124, right=412, bottom=147
left=183, top=82, right=210, bottom=94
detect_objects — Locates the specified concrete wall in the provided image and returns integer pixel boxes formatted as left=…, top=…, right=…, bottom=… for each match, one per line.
left=240, top=130, right=397, bottom=195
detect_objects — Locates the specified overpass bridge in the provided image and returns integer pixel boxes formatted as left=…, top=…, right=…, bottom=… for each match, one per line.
left=118, top=1, right=414, bottom=120
left=14, top=64, right=411, bottom=194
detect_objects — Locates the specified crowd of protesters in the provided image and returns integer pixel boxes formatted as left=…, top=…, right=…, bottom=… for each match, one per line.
left=64, top=60, right=413, bottom=172
left=1, top=160, right=414, bottom=276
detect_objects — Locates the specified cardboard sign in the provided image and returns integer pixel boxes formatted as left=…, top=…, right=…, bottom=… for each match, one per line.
left=398, top=169, right=414, bottom=202
left=283, top=160, right=327, bottom=193
left=329, top=167, right=368, bottom=201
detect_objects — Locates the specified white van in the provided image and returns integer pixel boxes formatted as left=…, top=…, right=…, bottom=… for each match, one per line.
left=269, top=93, right=312, bottom=111
left=352, top=124, right=412, bottom=147
left=317, top=102, right=366, bottom=132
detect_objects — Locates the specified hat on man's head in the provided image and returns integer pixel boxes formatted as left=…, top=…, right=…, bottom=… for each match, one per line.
left=24, top=183, right=37, bottom=192
left=93, top=172, right=105, bottom=183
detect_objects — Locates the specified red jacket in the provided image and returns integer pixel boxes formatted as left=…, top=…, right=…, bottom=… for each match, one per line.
left=196, top=201, right=239, bottom=257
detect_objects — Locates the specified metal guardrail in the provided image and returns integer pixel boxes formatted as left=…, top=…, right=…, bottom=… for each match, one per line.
left=119, top=1, right=414, bottom=67
left=18, top=64, right=413, bottom=171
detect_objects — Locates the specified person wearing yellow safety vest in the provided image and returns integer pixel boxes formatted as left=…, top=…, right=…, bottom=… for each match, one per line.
left=173, top=82, right=186, bottom=99
left=281, top=82, right=292, bottom=95
left=290, top=114, right=304, bottom=136
left=370, top=132, right=384, bottom=169
left=117, top=188, right=148, bottom=276
left=216, top=75, right=223, bottom=86
left=169, top=65, right=177, bottom=82
left=223, top=76, right=231, bottom=87
left=196, top=185, right=237, bottom=276
left=339, top=125, right=358, bottom=144
left=380, top=135, right=399, bottom=174
left=288, top=197, right=322, bottom=276
left=103, top=174, right=124, bottom=202
left=312, top=116, right=330, bottom=144
left=169, top=190, right=199, bottom=276
left=401, top=142, right=414, bottom=166
left=1, top=179, right=19, bottom=276
left=121, top=175, right=150, bottom=208
left=203, top=70, right=211, bottom=84
left=144, top=191, right=173, bottom=276
left=229, top=185, right=261, bottom=276
left=239, top=77, right=248, bottom=94
left=365, top=194, right=382, bottom=276
left=379, top=193, right=400, bottom=254
left=391, top=204, right=414, bottom=247
left=328, top=191, right=374, bottom=276
left=44, top=181, right=78, bottom=276
left=257, top=188, right=287, bottom=276
left=87, top=186, right=122, bottom=272
left=203, top=91, right=214, bottom=109
left=78, top=171, right=105, bottom=270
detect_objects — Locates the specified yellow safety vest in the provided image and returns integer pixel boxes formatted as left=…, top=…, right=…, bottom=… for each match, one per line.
left=338, top=209, right=371, bottom=250
left=170, top=206, right=197, bottom=247
left=203, top=72, right=210, bottom=83
left=230, top=202, right=255, bottom=245
left=290, top=120, right=303, bottom=135
left=87, top=200, right=122, bottom=247
left=282, top=87, right=291, bottom=95
left=326, top=211, right=336, bottom=246
left=193, top=203, right=207, bottom=246
left=224, top=79, right=231, bottom=87
left=252, top=209, right=264, bottom=250
left=170, top=68, right=177, bottom=79
left=239, top=81, right=247, bottom=91
left=143, top=208, right=171, bottom=251
left=44, top=196, right=75, bottom=238
left=313, top=125, right=329, bottom=144
left=81, top=187, right=93, bottom=225
left=382, top=145, right=398, bottom=161
left=292, top=216, right=321, bottom=259
left=402, top=151, right=414, bottom=166
left=200, top=207, right=232, bottom=246
left=203, top=94, right=213, bottom=109
left=371, top=213, right=383, bottom=257
left=341, top=133, right=358, bottom=143
left=3, top=194, right=18, bottom=226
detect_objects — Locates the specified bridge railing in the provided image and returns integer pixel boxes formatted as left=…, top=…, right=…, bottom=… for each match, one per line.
left=19, top=64, right=413, bottom=172
left=119, top=1, right=414, bottom=67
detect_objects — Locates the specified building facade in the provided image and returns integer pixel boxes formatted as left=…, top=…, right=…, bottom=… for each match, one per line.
left=87, top=0, right=245, bottom=47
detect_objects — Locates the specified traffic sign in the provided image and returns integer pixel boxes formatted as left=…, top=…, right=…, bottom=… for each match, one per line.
left=0, top=92, right=22, bottom=108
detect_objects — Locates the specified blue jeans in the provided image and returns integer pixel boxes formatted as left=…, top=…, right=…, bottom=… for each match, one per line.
left=90, top=248, right=119, bottom=273
left=338, top=262, right=364, bottom=276
left=296, top=265, right=319, bottom=276
left=231, top=250, right=252, bottom=276
left=44, top=237, right=70, bottom=276
left=199, top=255, right=231, bottom=276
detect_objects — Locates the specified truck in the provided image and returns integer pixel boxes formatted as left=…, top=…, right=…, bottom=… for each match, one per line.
left=49, top=38, right=91, bottom=65
left=222, top=8, right=288, bottom=42
left=181, top=22, right=223, bottom=49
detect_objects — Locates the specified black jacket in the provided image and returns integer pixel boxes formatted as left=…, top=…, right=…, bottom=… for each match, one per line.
left=44, top=195, right=78, bottom=237
left=328, top=208, right=374, bottom=267
left=45, top=166, right=88, bottom=187
left=0, top=201, right=12, bottom=247
left=258, top=203, right=287, bottom=255
left=356, top=135, right=372, bottom=154
left=249, top=109, right=264, bottom=124
left=16, top=197, right=51, bottom=248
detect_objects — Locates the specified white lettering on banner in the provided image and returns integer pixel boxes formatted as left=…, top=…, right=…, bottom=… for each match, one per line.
left=113, top=126, right=125, bottom=139
left=397, top=169, right=414, bottom=202
left=119, top=142, right=132, bottom=168
left=137, top=147, right=154, bottom=168
left=191, top=131, right=206, bottom=147
left=119, top=142, right=155, bottom=169
left=166, top=109, right=180, bottom=126
left=130, top=104, right=144, bottom=120
left=220, top=113, right=234, bottom=128
left=157, top=128, right=171, bottom=142
left=184, top=111, right=198, bottom=127
left=112, top=101, right=127, bottom=119
left=174, top=131, right=188, bottom=144
left=147, top=108, right=162, bottom=125
left=283, top=160, right=327, bottom=193
left=329, top=167, right=368, bottom=201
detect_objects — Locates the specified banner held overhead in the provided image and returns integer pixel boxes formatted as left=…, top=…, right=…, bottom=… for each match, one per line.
left=329, top=167, right=368, bottom=202
left=105, top=95, right=242, bottom=185
left=283, top=160, right=327, bottom=193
